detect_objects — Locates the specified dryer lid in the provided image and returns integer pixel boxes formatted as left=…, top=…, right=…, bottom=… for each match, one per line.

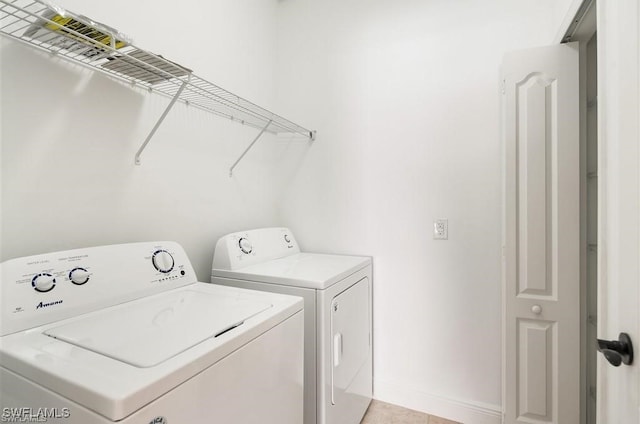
left=44, top=289, right=272, bottom=367
left=212, top=253, right=371, bottom=289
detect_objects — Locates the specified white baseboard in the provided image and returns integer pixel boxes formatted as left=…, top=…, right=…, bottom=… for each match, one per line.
left=374, top=379, right=502, bottom=424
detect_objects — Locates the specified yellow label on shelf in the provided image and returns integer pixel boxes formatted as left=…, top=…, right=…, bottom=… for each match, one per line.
left=44, top=15, right=126, bottom=49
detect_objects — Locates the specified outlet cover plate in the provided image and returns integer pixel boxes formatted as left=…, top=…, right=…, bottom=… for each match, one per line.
left=434, top=219, right=448, bottom=240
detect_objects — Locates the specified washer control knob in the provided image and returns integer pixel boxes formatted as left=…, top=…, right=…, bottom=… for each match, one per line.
left=284, top=234, right=291, bottom=243
left=238, top=238, right=253, bottom=254
left=32, top=273, right=56, bottom=292
left=69, top=267, right=90, bottom=285
left=152, top=250, right=175, bottom=273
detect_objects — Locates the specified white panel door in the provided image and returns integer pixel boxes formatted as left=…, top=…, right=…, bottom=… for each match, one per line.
left=502, top=43, right=580, bottom=424
left=597, top=1, right=640, bottom=422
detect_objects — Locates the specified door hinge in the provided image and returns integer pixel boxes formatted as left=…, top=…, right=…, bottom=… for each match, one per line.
left=501, top=79, right=506, bottom=94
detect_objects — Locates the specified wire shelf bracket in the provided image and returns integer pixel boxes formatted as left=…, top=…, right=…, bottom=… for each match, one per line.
left=229, top=120, right=272, bottom=177
left=135, top=76, right=190, bottom=165
left=0, top=0, right=316, bottom=171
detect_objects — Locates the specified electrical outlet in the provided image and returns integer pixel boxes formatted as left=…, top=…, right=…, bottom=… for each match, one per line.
left=433, top=219, right=448, bottom=240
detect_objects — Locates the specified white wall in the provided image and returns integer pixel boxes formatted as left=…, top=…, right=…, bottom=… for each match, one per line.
left=275, top=1, right=558, bottom=422
left=0, top=0, right=309, bottom=279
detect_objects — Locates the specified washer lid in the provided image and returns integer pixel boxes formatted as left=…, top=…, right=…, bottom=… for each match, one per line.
left=212, top=253, right=371, bottom=289
left=0, top=283, right=302, bottom=422
left=44, top=289, right=271, bottom=367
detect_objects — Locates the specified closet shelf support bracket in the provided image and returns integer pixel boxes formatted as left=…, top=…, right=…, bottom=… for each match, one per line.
left=135, top=76, right=191, bottom=165
left=229, top=120, right=273, bottom=177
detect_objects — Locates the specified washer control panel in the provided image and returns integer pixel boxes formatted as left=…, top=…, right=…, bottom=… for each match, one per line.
left=1, top=241, right=196, bottom=336
left=212, top=227, right=300, bottom=270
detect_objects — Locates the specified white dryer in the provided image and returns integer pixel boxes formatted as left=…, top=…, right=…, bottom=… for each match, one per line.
left=0, top=241, right=303, bottom=424
left=211, top=228, right=372, bottom=424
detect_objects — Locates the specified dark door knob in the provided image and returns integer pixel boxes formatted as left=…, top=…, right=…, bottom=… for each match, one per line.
left=597, top=333, right=634, bottom=367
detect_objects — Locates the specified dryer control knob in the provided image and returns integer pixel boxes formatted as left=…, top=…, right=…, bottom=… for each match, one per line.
left=69, top=267, right=90, bottom=285
left=238, top=238, right=253, bottom=254
left=152, top=250, right=175, bottom=273
left=32, top=273, right=56, bottom=292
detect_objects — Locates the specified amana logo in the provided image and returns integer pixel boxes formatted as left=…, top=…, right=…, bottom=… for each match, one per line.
left=36, top=300, right=63, bottom=310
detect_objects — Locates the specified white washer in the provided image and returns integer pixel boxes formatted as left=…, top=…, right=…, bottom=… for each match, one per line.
left=211, top=228, right=372, bottom=424
left=0, top=241, right=303, bottom=424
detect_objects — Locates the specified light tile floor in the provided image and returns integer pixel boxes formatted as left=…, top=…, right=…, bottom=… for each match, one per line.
left=361, top=400, right=461, bottom=424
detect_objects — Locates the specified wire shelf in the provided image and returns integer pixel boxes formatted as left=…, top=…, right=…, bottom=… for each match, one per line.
left=0, top=0, right=315, bottom=165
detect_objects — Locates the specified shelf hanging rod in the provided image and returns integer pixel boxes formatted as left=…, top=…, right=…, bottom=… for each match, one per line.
left=229, top=120, right=272, bottom=177
left=135, top=75, right=191, bottom=165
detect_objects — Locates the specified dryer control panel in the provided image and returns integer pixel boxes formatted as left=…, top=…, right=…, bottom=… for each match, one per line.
left=212, top=227, right=300, bottom=270
left=0, top=241, right=197, bottom=336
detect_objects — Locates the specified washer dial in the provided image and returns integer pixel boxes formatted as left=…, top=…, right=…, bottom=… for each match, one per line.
left=238, top=238, right=253, bottom=254
left=152, top=250, right=175, bottom=273
left=32, top=273, right=56, bottom=292
left=69, top=267, right=90, bottom=285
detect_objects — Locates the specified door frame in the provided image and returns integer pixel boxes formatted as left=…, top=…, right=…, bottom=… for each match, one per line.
left=557, top=2, right=597, bottom=423
left=556, top=0, right=640, bottom=422
left=594, top=1, right=640, bottom=422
